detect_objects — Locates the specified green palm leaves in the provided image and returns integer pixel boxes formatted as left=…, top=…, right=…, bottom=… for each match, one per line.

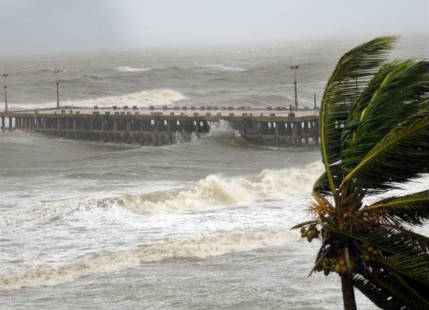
left=294, top=36, right=429, bottom=310
left=318, top=36, right=398, bottom=198
left=360, top=190, right=429, bottom=225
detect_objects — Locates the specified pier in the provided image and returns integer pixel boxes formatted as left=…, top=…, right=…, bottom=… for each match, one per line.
left=0, top=105, right=319, bottom=147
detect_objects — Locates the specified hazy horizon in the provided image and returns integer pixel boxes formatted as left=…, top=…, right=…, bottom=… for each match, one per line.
left=0, top=0, right=427, bottom=56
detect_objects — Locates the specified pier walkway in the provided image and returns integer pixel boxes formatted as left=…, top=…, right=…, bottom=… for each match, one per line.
left=0, top=105, right=319, bottom=147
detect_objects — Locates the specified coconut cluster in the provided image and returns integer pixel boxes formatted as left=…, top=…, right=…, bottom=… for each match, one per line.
left=300, top=224, right=320, bottom=242
left=362, top=242, right=382, bottom=261
left=316, top=256, right=356, bottom=276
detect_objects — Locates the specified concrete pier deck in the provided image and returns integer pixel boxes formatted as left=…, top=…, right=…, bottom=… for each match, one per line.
left=0, top=105, right=319, bottom=147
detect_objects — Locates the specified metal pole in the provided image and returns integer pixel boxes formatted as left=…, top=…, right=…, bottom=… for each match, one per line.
left=56, top=80, right=60, bottom=109
left=290, top=65, right=299, bottom=111
left=54, top=69, right=61, bottom=109
left=2, top=73, right=8, bottom=113
left=313, top=93, right=317, bottom=109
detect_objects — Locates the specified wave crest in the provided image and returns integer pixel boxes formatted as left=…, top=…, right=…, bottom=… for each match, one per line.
left=0, top=229, right=297, bottom=290
left=80, top=162, right=323, bottom=213
left=198, top=64, right=247, bottom=72
left=115, top=66, right=152, bottom=72
left=12, top=89, right=186, bottom=110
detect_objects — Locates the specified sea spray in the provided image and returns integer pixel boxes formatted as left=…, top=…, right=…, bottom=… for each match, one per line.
left=206, top=120, right=237, bottom=138
left=0, top=229, right=299, bottom=290
left=115, top=66, right=152, bottom=72
left=72, top=162, right=324, bottom=213
left=197, top=64, right=247, bottom=72
left=11, top=89, right=186, bottom=110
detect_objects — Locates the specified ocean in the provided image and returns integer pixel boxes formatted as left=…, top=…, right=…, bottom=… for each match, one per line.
left=0, top=36, right=427, bottom=309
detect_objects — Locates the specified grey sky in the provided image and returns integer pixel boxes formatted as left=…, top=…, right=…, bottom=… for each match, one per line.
left=0, top=0, right=427, bottom=55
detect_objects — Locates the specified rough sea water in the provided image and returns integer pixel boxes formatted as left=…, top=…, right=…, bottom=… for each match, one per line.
left=0, top=36, right=427, bottom=309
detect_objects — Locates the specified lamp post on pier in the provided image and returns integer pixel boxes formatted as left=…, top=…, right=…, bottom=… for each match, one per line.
left=2, top=73, right=8, bottom=113
left=290, top=65, right=299, bottom=111
left=54, top=70, right=61, bottom=109
left=313, top=93, right=317, bottom=110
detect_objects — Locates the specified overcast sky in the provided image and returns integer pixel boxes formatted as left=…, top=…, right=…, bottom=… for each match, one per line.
left=0, top=0, right=427, bottom=55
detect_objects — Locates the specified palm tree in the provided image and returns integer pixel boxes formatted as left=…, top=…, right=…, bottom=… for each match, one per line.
left=293, top=37, right=429, bottom=310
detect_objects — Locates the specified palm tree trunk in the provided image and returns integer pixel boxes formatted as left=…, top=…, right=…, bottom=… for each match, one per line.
left=341, top=274, right=357, bottom=310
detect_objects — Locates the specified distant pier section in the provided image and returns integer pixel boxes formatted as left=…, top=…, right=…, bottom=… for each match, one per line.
left=0, top=105, right=319, bottom=147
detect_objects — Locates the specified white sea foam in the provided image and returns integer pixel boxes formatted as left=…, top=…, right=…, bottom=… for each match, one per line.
left=11, top=89, right=186, bottom=110
left=199, top=64, right=247, bottom=72
left=78, top=162, right=323, bottom=213
left=115, top=66, right=152, bottom=72
left=206, top=120, right=237, bottom=137
left=0, top=229, right=298, bottom=290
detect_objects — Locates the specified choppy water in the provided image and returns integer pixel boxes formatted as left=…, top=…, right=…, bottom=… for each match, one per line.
left=0, top=36, right=427, bottom=309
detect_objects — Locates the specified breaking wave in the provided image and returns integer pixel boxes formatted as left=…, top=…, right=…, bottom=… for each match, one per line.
left=115, top=66, right=152, bottom=72
left=11, top=89, right=186, bottom=110
left=0, top=229, right=297, bottom=290
left=198, top=64, right=247, bottom=72
left=206, top=120, right=239, bottom=138
left=77, top=162, right=323, bottom=213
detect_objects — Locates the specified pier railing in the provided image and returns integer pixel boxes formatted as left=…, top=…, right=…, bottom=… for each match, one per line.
left=0, top=105, right=319, bottom=147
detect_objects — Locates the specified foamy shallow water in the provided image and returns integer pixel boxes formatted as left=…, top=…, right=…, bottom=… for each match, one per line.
left=1, top=134, right=425, bottom=310
left=0, top=133, right=383, bottom=310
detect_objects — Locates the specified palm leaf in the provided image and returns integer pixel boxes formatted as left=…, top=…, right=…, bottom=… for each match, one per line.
left=376, top=253, right=429, bottom=284
left=360, top=190, right=429, bottom=225
left=340, top=115, right=429, bottom=190
left=341, top=61, right=402, bottom=151
left=329, top=225, right=429, bottom=282
left=341, top=60, right=429, bottom=173
left=319, top=36, right=396, bottom=197
left=327, top=225, right=429, bottom=257
left=354, top=272, right=429, bottom=310
left=353, top=274, right=414, bottom=310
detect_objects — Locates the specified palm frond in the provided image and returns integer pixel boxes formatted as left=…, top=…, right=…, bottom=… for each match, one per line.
left=360, top=190, right=429, bottom=225
left=341, top=60, right=428, bottom=157
left=353, top=273, right=418, bottom=310
left=376, top=252, right=429, bottom=284
left=328, top=225, right=429, bottom=256
left=340, top=115, right=429, bottom=191
left=330, top=225, right=429, bottom=300
left=333, top=226, right=429, bottom=282
left=341, top=60, right=429, bottom=174
left=341, top=61, right=402, bottom=151
left=354, top=272, right=429, bottom=310
left=319, top=36, right=396, bottom=197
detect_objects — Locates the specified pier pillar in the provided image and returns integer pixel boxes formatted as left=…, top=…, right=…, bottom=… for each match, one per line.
left=8, top=116, right=12, bottom=131
left=1, top=116, right=5, bottom=132
left=313, top=120, right=319, bottom=145
left=274, top=122, right=279, bottom=146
